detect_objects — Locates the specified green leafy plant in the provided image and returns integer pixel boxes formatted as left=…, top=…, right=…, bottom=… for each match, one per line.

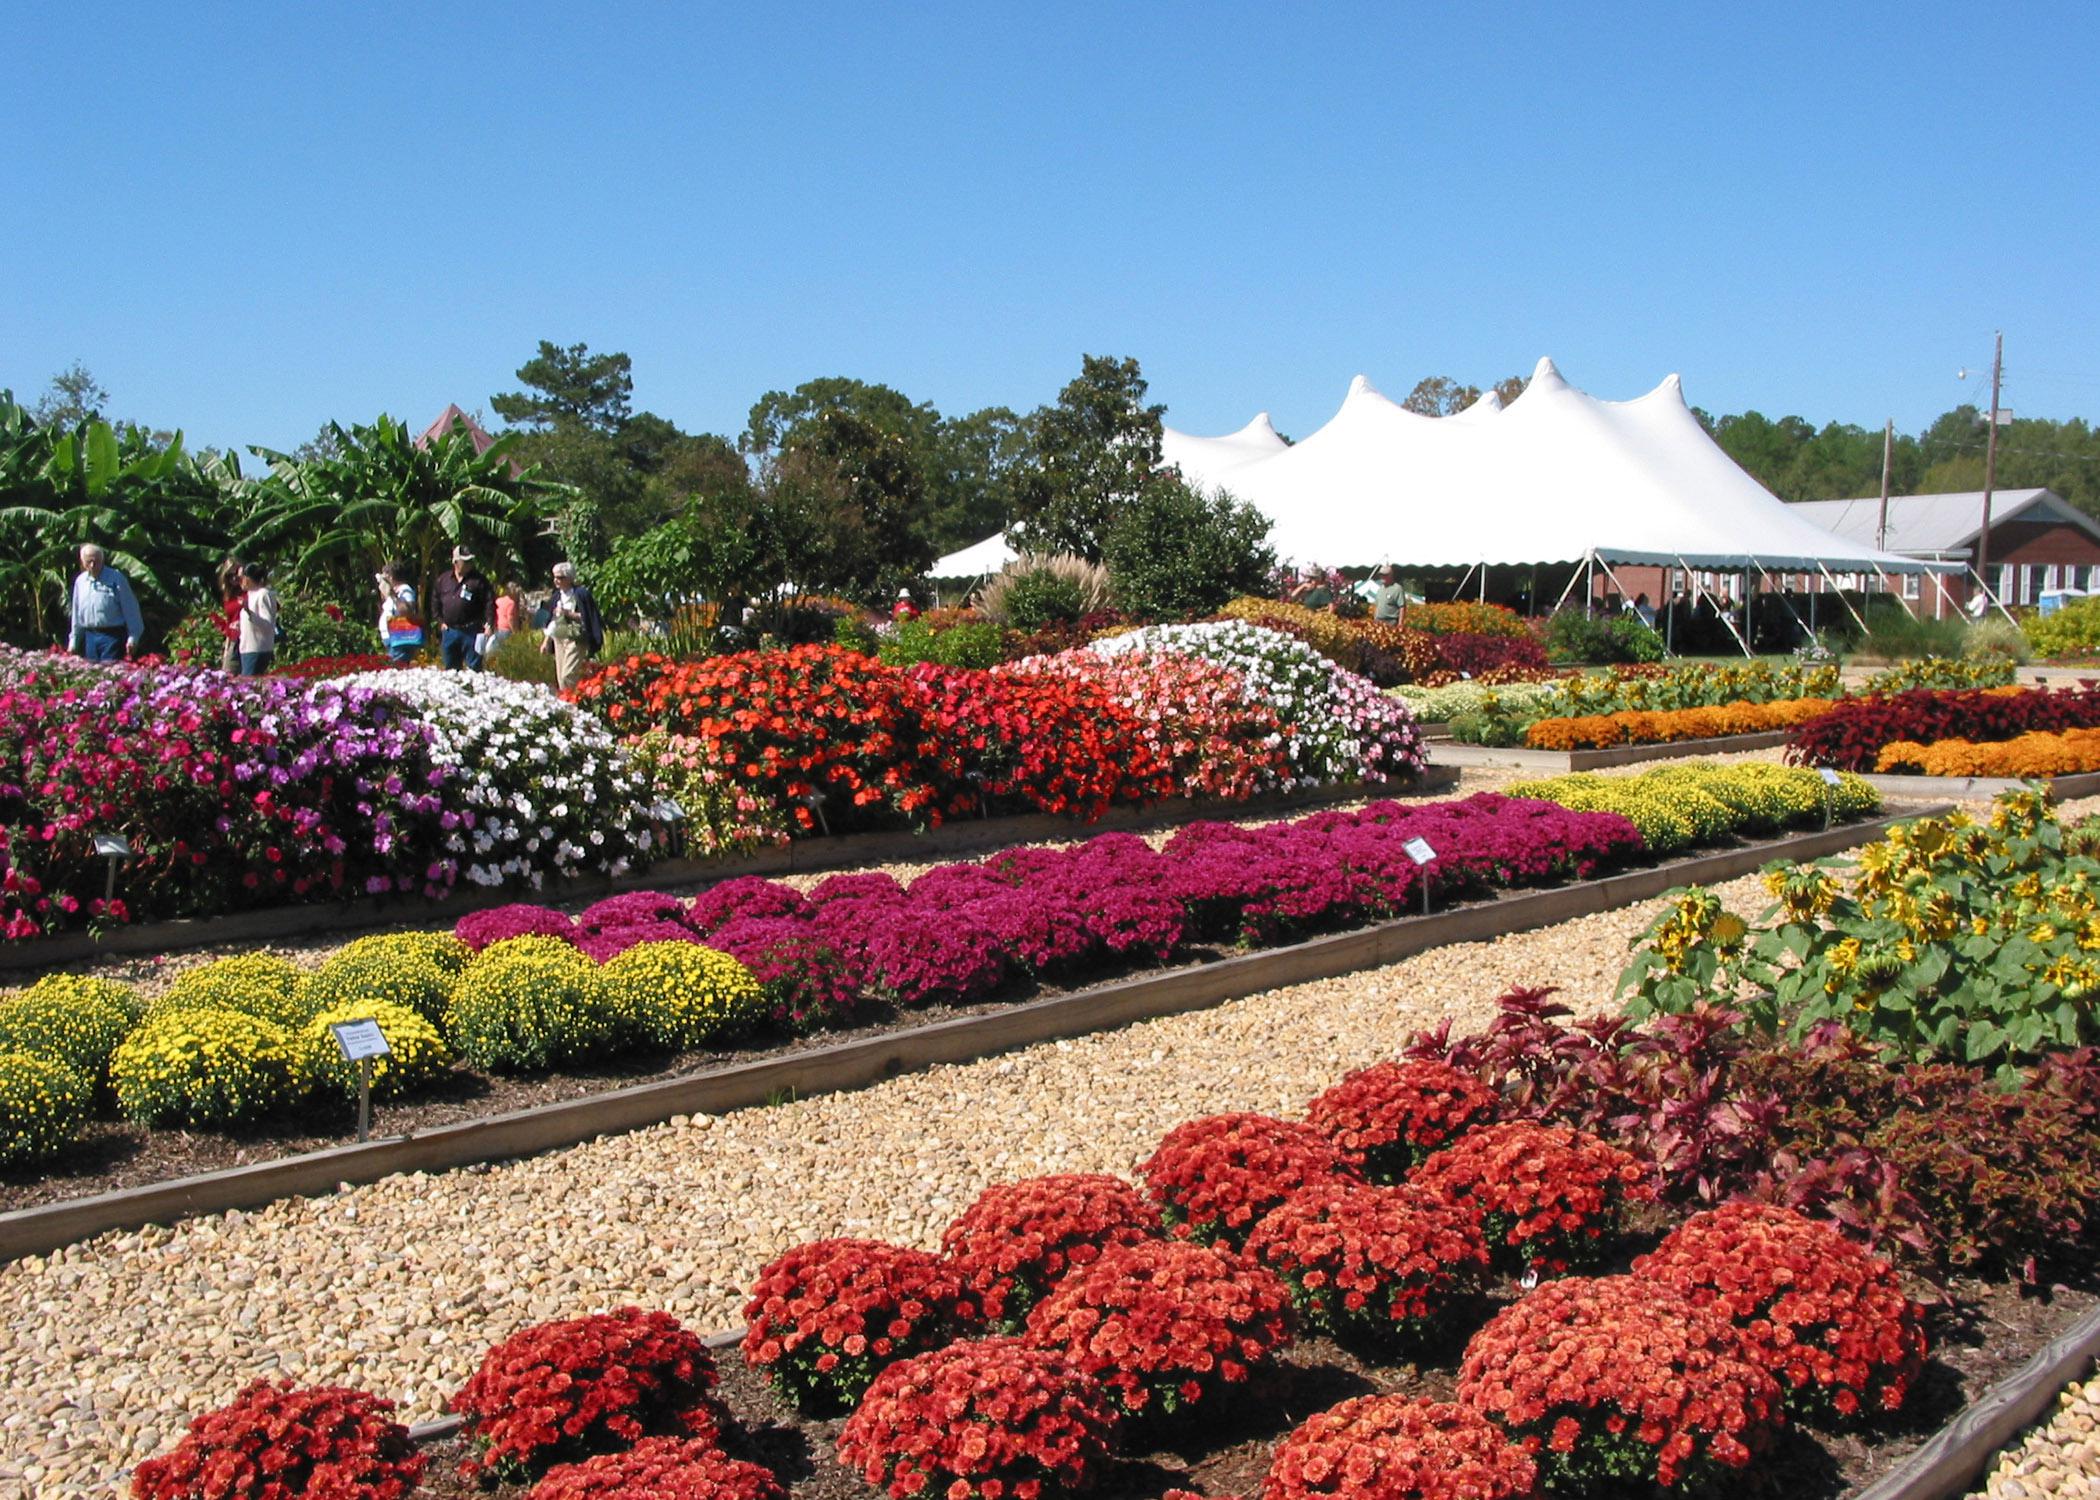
left=110, top=1008, right=302, bottom=1127
left=877, top=614, right=1006, bottom=669
left=444, top=942, right=619, bottom=1072
left=1099, top=477, right=1275, bottom=622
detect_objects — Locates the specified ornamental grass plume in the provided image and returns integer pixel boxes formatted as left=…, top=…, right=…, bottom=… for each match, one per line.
left=742, top=1238, right=971, bottom=1413
left=130, top=1379, right=426, bottom=1500
left=1457, top=1275, right=1781, bottom=1494
left=1139, top=1111, right=1360, bottom=1245
left=1022, top=1238, right=1293, bottom=1421
left=837, top=1337, right=1122, bottom=1500
left=1632, top=1202, right=1927, bottom=1420
left=449, top=1307, right=720, bottom=1482
left=940, top=1173, right=1165, bottom=1330
left=1261, top=1394, right=1538, bottom=1500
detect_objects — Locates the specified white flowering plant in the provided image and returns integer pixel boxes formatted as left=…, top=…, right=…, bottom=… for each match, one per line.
left=1089, top=620, right=1425, bottom=786
left=341, top=671, right=670, bottom=889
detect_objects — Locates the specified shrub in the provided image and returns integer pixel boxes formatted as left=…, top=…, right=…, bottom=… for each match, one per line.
left=1101, top=476, right=1277, bottom=622
left=130, top=1379, right=425, bottom=1500
left=1139, top=1111, right=1359, bottom=1245
left=940, top=1173, right=1164, bottom=1330
left=1544, top=610, right=1664, bottom=664
left=111, top=1009, right=301, bottom=1127
left=1864, top=657, right=2018, bottom=693
left=838, top=1337, right=1122, bottom=1500
left=879, top=614, right=1008, bottom=670
left=741, top=1238, right=968, bottom=1413
left=530, top=1437, right=779, bottom=1500
left=705, top=916, right=864, bottom=1032
left=2024, top=595, right=2100, bottom=659
left=1408, top=1121, right=1653, bottom=1275
left=456, top=903, right=578, bottom=951
left=150, top=954, right=311, bottom=1031
left=976, top=554, right=1114, bottom=630
left=445, top=944, right=619, bottom=1072
left=0, top=983, right=136, bottom=1092
left=298, top=947, right=453, bottom=1030
left=0, top=1051, right=91, bottom=1166
left=1022, top=1238, right=1293, bottom=1421
left=1457, top=1276, right=1781, bottom=1494
left=1262, top=1395, right=1537, bottom=1500
left=450, top=1307, right=719, bottom=1482
left=530, top=1438, right=782, bottom=1500
left=1243, top=1182, right=1488, bottom=1344
left=600, top=941, right=766, bottom=1050
left=1633, top=1203, right=1926, bottom=1419
left=297, top=1000, right=452, bottom=1100
left=1305, top=1059, right=1501, bottom=1182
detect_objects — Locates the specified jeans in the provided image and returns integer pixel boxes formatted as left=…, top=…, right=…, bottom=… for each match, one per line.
left=79, top=628, right=125, bottom=661
left=439, top=627, right=483, bottom=671
left=238, top=650, right=274, bottom=677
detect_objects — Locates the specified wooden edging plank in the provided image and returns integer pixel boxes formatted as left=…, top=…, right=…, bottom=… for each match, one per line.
left=1856, top=768, right=2100, bottom=804
left=0, top=806, right=1941, bottom=1265
left=1855, top=1300, right=2100, bottom=1500
left=1431, top=730, right=1794, bottom=774
left=0, top=775, right=1454, bottom=976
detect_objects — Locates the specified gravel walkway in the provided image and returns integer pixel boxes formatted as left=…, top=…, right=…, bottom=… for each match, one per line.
left=0, top=868, right=1762, bottom=1498
left=1973, top=1369, right=2100, bottom=1498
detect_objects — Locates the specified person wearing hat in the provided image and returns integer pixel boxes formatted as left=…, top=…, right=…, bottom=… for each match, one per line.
left=540, top=560, right=605, bottom=691
left=1372, top=564, right=1407, bottom=625
left=432, top=545, right=494, bottom=671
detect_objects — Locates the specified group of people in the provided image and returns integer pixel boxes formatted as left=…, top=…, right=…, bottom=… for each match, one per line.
left=1284, top=563, right=1410, bottom=624
left=67, top=542, right=607, bottom=691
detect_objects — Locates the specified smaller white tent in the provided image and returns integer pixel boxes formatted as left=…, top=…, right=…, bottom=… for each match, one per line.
left=1160, top=412, right=1289, bottom=481
left=930, top=531, right=1017, bottom=578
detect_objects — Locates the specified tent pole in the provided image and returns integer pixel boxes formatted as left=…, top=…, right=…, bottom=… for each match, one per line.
left=1753, top=561, right=1813, bottom=649
left=1812, top=561, right=1871, bottom=634
left=1967, top=566, right=2019, bottom=626
left=1480, top=563, right=1488, bottom=604
left=1873, top=567, right=1919, bottom=620
left=1451, top=563, right=1476, bottom=602
left=1681, top=559, right=1753, bottom=658
left=1549, top=558, right=1586, bottom=616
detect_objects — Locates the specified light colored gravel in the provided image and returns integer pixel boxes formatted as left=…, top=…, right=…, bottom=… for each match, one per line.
left=1972, top=1369, right=2100, bottom=1498
left=0, top=868, right=1770, bottom=1498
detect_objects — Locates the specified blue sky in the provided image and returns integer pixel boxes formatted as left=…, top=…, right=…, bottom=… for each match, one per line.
left=5, top=2, right=2095, bottom=455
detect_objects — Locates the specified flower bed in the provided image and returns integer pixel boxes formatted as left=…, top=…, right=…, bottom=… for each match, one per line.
left=1505, top=762, right=1879, bottom=854
left=1874, top=725, right=2100, bottom=777
left=1524, top=695, right=1836, bottom=751
left=1407, top=660, right=1843, bottom=747
left=1786, top=685, right=2100, bottom=772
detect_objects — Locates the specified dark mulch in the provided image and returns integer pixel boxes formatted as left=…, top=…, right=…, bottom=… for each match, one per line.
left=407, top=1272, right=2095, bottom=1500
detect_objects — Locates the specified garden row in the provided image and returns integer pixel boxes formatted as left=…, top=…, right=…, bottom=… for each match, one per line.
left=0, top=770, right=1870, bottom=1178
left=1780, top=682, right=2100, bottom=779
left=0, top=620, right=1423, bottom=941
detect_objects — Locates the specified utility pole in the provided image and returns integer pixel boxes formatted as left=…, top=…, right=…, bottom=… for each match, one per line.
left=1978, top=330, right=2003, bottom=592
left=1876, top=418, right=1894, bottom=553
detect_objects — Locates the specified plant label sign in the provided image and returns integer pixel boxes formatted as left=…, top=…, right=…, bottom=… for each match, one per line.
left=1403, top=837, right=1436, bottom=866
left=330, top=1018, right=392, bottom=1063
left=1818, top=768, right=1843, bottom=787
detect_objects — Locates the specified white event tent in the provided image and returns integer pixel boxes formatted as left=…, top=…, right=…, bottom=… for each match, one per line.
left=928, top=530, right=1018, bottom=579
left=1162, top=358, right=1952, bottom=585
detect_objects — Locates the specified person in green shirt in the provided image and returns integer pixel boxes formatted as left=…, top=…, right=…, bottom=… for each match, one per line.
left=1372, top=564, right=1407, bottom=624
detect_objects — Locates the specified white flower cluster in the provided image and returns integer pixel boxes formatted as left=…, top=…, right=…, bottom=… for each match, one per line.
left=341, top=670, right=662, bottom=888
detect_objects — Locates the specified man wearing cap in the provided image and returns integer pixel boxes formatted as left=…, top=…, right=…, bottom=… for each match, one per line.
left=1372, top=564, right=1407, bottom=625
left=68, top=543, right=146, bottom=660
left=432, top=546, right=494, bottom=671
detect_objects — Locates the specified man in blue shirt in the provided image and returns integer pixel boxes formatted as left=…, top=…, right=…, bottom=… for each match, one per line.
left=68, top=543, right=145, bottom=660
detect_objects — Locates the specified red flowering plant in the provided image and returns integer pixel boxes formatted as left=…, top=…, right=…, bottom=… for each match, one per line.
left=1632, top=1203, right=1927, bottom=1421
left=528, top=1437, right=782, bottom=1500
left=1242, top=1181, right=1489, bottom=1346
left=267, top=653, right=404, bottom=681
left=456, top=902, right=578, bottom=950
left=1457, top=1276, right=1782, bottom=1494
left=131, top=1379, right=426, bottom=1500
left=1023, top=1238, right=1294, bottom=1422
left=1139, top=1111, right=1359, bottom=1246
left=837, top=1336, right=1122, bottom=1500
left=566, top=651, right=680, bottom=733
left=1305, top=1059, right=1502, bottom=1182
left=940, top=1173, right=1165, bottom=1331
left=1260, top=1394, right=1538, bottom=1500
left=741, top=1238, right=971, bottom=1413
left=1408, top=1120, right=1654, bottom=1277
left=910, top=662, right=1175, bottom=820
left=448, top=1307, right=721, bottom=1482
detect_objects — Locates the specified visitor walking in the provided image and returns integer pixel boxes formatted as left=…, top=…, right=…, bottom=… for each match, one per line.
left=540, top=561, right=605, bottom=691
left=479, top=579, right=523, bottom=663
left=1629, top=592, right=1657, bottom=629
left=1372, top=564, right=1406, bottom=624
left=377, top=561, right=424, bottom=663
left=68, top=543, right=145, bottom=660
left=236, top=562, right=281, bottom=676
left=213, top=558, right=245, bottom=673
left=433, top=546, right=493, bottom=671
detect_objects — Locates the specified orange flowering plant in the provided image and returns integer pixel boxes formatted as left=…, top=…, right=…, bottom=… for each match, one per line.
left=1260, top=1394, right=1538, bottom=1500
left=741, top=1238, right=971, bottom=1413
left=1139, top=1111, right=1359, bottom=1246
left=1305, top=1058, right=1502, bottom=1182
left=1242, top=1181, right=1489, bottom=1345
left=940, top=1173, right=1165, bottom=1332
left=1408, top=1120, right=1654, bottom=1276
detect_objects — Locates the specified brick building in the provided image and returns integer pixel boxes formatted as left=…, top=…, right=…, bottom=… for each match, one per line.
left=1786, top=489, right=2100, bottom=618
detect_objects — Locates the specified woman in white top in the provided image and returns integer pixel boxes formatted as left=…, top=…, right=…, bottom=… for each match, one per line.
left=237, top=563, right=281, bottom=676
left=376, top=561, right=424, bottom=662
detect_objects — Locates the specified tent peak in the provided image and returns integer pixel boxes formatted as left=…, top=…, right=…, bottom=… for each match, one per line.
left=1527, top=356, right=1568, bottom=389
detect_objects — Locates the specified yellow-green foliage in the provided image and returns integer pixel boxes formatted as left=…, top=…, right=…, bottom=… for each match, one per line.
left=0, top=985, right=137, bottom=1092
left=149, top=954, right=310, bottom=1031
left=298, top=948, right=452, bottom=1030
left=1508, top=763, right=1879, bottom=854
left=18, top=974, right=143, bottom=1025
left=111, top=1008, right=301, bottom=1127
left=2022, top=597, right=2100, bottom=660
left=446, top=945, right=618, bottom=1072
left=298, top=1000, right=452, bottom=1100
left=0, top=1052, right=91, bottom=1167
left=332, top=930, right=472, bottom=977
left=600, top=941, right=765, bottom=1050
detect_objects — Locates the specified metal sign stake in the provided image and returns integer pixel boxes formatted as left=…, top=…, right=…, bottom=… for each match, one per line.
left=356, top=1057, right=372, bottom=1143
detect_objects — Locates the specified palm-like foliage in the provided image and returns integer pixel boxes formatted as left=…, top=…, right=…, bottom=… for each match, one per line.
left=0, top=391, right=239, bottom=643
left=246, top=414, right=568, bottom=603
